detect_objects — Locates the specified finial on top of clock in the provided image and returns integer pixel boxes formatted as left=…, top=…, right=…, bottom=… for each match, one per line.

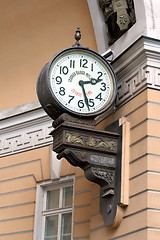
left=72, top=27, right=82, bottom=47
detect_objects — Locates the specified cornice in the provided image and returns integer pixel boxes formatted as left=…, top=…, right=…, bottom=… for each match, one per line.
left=0, top=101, right=52, bottom=134
left=0, top=100, right=40, bottom=120
left=112, top=36, right=160, bottom=108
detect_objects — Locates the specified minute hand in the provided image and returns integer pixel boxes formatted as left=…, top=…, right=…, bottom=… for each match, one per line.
left=79, top=80, right=90, bottom=111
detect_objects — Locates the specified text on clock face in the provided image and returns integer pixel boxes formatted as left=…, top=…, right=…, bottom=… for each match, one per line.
left=71, top=89, right=92, bottom=97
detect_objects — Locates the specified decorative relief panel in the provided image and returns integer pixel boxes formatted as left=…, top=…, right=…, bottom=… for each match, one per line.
left=0, top=123, right=52, bottom=157
left=99, top=0, right=136, bottom=45
left=65, top=132, right=117, bottom=152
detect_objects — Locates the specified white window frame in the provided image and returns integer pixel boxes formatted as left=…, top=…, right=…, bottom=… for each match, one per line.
left=34, top=177, right=74, bottom=240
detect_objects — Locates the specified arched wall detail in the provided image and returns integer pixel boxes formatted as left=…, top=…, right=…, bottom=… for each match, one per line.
left=87, top=0, right=109, bottom=54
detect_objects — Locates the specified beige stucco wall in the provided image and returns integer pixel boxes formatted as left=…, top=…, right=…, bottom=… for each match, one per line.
left=0, top=0, right=97, bottom=111
left=1, top=1, right=160, bottom=240
left=0, top=147, right=50, bottom=239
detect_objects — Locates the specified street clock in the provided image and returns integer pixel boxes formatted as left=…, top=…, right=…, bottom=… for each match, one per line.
left=37, top=30, right=117, bottom=119
left=36, top=29, right=125, bottom=227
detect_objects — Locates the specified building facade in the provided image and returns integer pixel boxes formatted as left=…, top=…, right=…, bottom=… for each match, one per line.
left=0, top=0, right=160, bottom=239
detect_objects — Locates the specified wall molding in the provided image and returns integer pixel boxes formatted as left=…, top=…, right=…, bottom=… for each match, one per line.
left=113, top=36, right=160, bottom=109
left=0, top=102, right=53, bottom=158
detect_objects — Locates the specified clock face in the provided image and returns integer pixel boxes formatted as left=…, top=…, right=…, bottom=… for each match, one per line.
left=48, top=48, right=116, bottom=117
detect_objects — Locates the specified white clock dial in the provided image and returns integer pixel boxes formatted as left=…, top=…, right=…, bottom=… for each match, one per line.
left=48, top=50, right=115, bottom=116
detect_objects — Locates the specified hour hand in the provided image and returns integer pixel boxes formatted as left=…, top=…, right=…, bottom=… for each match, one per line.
left=81, top=78, right=102, bottom=85
left=90, top=78, right=102, bottom=85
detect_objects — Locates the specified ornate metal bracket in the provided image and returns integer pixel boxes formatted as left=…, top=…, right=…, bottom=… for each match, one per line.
left=50, top=113, right=123, bottom=226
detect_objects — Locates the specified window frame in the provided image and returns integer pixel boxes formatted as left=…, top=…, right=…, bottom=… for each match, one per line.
left=43, top=182, right=73, bottom=240
left=34, top=177, right=74, bottom=240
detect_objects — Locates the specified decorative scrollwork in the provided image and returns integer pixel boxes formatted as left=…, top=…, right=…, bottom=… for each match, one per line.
left=93, top=168, right=114, bottom=185
left=66, top=133, right=85, bottom=145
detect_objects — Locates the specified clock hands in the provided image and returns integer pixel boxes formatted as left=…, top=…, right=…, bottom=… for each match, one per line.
left=81, top=78, right=103, bottom=85
left=79, top=78, right=103, bottom=111
left=79, top=80, right=90, bottom=111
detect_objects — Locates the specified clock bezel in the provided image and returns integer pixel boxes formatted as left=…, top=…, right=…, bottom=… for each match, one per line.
left=37, top=47, right=117, bottom=119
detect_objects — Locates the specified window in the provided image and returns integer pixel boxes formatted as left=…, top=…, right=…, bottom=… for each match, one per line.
left=42, top=183, right=73, bottom=240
